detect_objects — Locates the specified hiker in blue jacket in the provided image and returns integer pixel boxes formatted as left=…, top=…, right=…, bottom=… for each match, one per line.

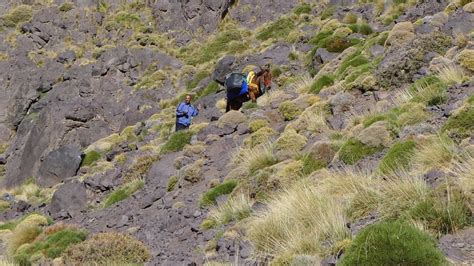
left=175, top=94, right=200, bottom=131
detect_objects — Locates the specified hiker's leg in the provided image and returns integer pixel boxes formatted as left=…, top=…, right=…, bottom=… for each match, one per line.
left=176, top=122, right=187, bottom=131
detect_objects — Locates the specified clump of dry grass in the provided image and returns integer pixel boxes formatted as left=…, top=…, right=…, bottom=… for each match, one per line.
left=207, top=194, right=253, bottom=227
left=448, top=155, right=474, bottom=208
left=413, top=135, right=457, bottom=172
left=247, top=179, right=350, bottom=260
left=232, top=143, right=278, bottom=175
left=435, top=63, right=467, bottom=85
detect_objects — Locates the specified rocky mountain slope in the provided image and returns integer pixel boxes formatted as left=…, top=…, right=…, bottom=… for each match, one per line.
left=0, top=0, right=473, bottom=265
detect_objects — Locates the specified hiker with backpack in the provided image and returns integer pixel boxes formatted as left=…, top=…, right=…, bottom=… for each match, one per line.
left=175, top=94, right=200, bottom=131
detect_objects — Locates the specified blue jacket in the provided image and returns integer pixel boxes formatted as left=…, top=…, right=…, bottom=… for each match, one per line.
left=176, top=101, right=199, bottom=126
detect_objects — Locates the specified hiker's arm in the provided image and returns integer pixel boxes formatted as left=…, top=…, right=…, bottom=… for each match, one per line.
left=176, top=103, right=186, bottom=116
left=192, top=105, right=199, bottom=117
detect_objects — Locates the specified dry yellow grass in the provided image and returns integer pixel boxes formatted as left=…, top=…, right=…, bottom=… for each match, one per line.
left=232, top=142, right=278, bottom=175
left=435, top=63, right=467, bottom=85
left=413, top=135, right=457, bottom=172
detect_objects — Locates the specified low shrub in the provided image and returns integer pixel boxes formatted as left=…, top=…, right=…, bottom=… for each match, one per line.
left=409, top=75, right=447, bottom=106
left=279, top=101, right=302, bottom=121
left=320, top=6, right=336, bottom=20
left=233, top=143, right=278, bottom=174
left=442, top=104, right=474, bottom=139
left=63, top=232, right=150, bottom=264
left=242, top=101, right=258, bottom=110
left=167, top=176, right=179, bottom=192
left=343, top=12, right=358, bottom=24
left=338, top=138, right=382, bottom=165
left=161, top=130, right=193, bottom=153
left=348, top=23, right=373, bottom=35
left=59, top=2, right=75, bottom=12
left=123, top=155, right=159, bottom=182
left=340, top=221, right=445, bottom=266
left=249, top=119, right=269, bottom=133
left=299, top=154, right=326, bottom=176
left=293, top=4, right=312, bottom=15
left=379, top=140, right=417, bottom=174
left=207, top=194, right=252, bottom=227
left=200, top=180, right=238, bottom=207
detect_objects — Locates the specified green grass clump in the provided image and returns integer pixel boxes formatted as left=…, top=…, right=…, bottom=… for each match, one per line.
left=187, top=70, right=210, bottom=90
left=409, top=75, right=448, bottom=106
left=59, top=2, right=75, bottom=12
left=341, top=221, right=445, bottom=266
left=200, top=180, right=238, bottom=207
left=348, top=23, right=373, bottom=35
left=320, top=6, right=336, bottom=20
left=256, top=17, right=295, bottom=41
left=379, top=140, right=417, bottom=174
left=167, top=176, right=178, bottom=192
left=2, top=5, right=32, bottom=27
left=339, top=139, right=382, bottom=165
left=185, top=28, right=245, bottom=65
left=279, top=101, right=302, bottom=121
left=81, top=151, right=101, bottom=167
left=271, top=66, right=283, bottom=78
left=309, top=75, right=334, bottom=94
left=0, top=221, right=17, bottom=230
left=105, top=11, right=142, bottom=31
left=293, top=3, right=312, bottom=15
left=249, top=120, right=269, bottom=133
left=308, top=31, right=332, bottom=46
left=299, top=154, right=326, bottom=176
left=442, top=104, right=474, bottom=138
left=14, top=229, right=88, bottom=265
left=103, top=180, right=144, bottom=208
left=337, top=54, right=369, bottom=77
left=409, top=184, right=472, bottom=233
left=197, top=81, right=220, bottom=98
left=161, top=130, right=193, bottom=154
left=242, top=101, right=258, bottom=110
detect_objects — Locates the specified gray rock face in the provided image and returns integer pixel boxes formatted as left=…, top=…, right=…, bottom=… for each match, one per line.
left=37, top=144, right=83, bottom=187
left=48, top=181, right=87, bottom=218
left=229, top=0, right=299, bottom=29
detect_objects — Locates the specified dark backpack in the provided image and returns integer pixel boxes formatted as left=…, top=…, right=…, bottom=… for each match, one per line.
left=225, top=73, right=245, bottom=95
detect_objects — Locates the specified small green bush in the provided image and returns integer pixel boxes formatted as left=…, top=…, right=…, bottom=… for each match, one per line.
left=59, top=2, right=75, bottom=12
left=442, top=105, right=474, bottom=138
left=310, top=75, right=334, bottom=94
left=242, top=101, right=258, bottom=109
left=339, top=139, right=382, bottom=165
left=14, top=229, right=88, bottom=265
left=81, top=151, right=101, bottom=167
left=337, top=54, right=370, bottom=77
left=187, top=70, right=210, bottom=90
left=2, top=5, right=32, bottom=28
left=343, top=12, right=358, bottom=24
left=340, top=221, right=446, bottom=266
left=379, top=140, right=417, bottom=174
left=309, top=31, right=332, bottom=46
left=271, top=66, right=283, bottom=78
left=256, top=17, right=295, bottom=41
left=161, top=130, right=193, bottom=154
left=249, top=120, right=269, bottom=133
left=200, top=180, right=238, bottom=207
left=409, top=75, right=447, bottom=106
left=294, top=3, right=312, bottom=15
left=279, top=101, right=302, bottom=121
left=167, top=176, right=178, bottom=192
left=103, top=180, right=144, bottom=208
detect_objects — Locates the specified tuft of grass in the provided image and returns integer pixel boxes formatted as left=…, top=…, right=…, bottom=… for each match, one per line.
left=336, top=54, right=370, bottom=77
left=379, top=140, right=417, bottom=174
left=105, top=11, right=142, bottom=31
left=13, top=228, right=88, bottom=265
left=348, top=23, right=373, bottom=35
left=340, top=221, right=446, bottom=266
left=343, top=12, right=358, bottom=24
left=200, top=180, right=238, bottom=207
left=232, top=142, right=278, bottom=174
left=187, top=70, right=210, bottom=90
left=256, top=17, right=295, bottom=41
left=123, top=155, right=160, bottom=183
left=299, top=154, right=326, bottom=176
left=161, top=130, right=193, bottom=154
left=103, top=179, right=144, bottom=208
left=167, top=176, right=179, bottom=192
left=247, top=179, right=350, bottom=260
left=2, top=5, right=32, bottom=28
left=408, top=75, right=448, bottom=106
left=279, top=101, right=302, bottom=121
left=309, top=75, right=334, bottom=94
left=435, top=63, right=467, bottom=85
left=197, top=81, right=220, bottom=99
left=442, top=104, right=474, bottom=139
left=7, top=224, right=42, bottom=255
left=63, top=232, right=150, bottom=264
left=294, top=4, right=312, bottom=15
left=81, top=150, right=101, bottom=167
left=59, top=2, right=75, bottom=12
left=249, top=119, right=269, bottom=133
left=207, top=194, right=253, bottom=227
left=320, top=6, right=336, bottom=20
left=242, top=101, right=258, bottom=110
left=338, top=138, right=382, bottom=165
left=413, top=135, right=456, bottom=171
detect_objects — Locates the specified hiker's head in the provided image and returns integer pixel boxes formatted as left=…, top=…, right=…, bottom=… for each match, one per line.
left=185, top=94, right=192, bottom=104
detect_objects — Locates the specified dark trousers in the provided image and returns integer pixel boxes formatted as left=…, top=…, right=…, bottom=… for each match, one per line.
left=175, top=122, right=189, bottom=132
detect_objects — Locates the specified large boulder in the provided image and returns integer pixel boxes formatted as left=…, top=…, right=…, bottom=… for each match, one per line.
left=48, top=181, right=87, bottom=218
left=37, top=144, right=83, bottom=187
